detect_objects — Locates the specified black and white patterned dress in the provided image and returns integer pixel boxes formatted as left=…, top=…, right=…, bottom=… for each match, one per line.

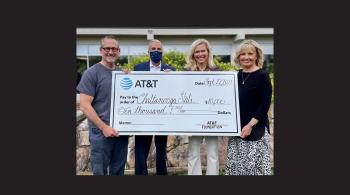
left=225, top=128, right=271, bottom=175
left=225, top=69, right=272, bottom=175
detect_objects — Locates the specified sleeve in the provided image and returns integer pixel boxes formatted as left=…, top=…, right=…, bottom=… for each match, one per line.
left=133, top=64, right=138, bottom=71
left=253, top=72, right=272, bottom=121
left=134, top=63, right=141, bottom=71
left=162, top=64, right=176, bottom=71
left=76, top=69, right=96, bottom=97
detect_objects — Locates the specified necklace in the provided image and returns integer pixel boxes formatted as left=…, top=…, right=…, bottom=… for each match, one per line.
left=241, top=72, right=251, bottom=85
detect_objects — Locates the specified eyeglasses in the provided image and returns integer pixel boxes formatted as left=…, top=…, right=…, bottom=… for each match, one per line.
left=101, top=47, right=120, bottom=52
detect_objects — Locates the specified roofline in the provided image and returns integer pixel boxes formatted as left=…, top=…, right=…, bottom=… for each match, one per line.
left=76, top=28, right=273, bottom=36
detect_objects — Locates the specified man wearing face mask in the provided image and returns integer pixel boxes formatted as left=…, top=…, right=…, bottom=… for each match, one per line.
left=133, top=39, right=176, bottom=175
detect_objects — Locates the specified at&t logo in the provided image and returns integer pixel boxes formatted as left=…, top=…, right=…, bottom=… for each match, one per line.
left=120, top=77, right=133, bottom=90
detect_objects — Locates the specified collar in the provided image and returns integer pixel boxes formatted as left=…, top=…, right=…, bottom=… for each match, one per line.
left=149, top=61, right=162, bottom=72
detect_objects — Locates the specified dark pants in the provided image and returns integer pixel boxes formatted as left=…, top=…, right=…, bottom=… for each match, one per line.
left=134, top=135, right=168, bottom=175
left=89, top=127, right=129, bottom=175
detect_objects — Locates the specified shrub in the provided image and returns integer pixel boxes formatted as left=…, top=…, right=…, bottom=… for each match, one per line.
left=120, top=53, right=149, bottom=70
left=120, top=51, right=242, bottom=71
left=120, top=50, right=187, bottom=71
left=162, top=50, right=187, bottom=71
left=214, top=56, right=240, bottom=71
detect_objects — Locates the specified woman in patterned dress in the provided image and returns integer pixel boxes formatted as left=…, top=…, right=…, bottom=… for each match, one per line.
left=225, top=39, right=272, bottom=175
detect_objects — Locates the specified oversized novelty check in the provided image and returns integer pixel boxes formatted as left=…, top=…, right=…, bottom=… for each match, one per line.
left=110, top=71, right=241, bottom=136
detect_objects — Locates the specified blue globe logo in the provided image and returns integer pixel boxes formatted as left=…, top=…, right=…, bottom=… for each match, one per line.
left=120, top=77, right=133, bottom=90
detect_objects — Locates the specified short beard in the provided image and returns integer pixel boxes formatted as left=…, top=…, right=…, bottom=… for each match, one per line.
left=105, top=56, right=116, bottom=63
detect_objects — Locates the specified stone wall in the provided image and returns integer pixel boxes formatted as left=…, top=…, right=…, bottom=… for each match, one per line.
left=76, top=104, right=274, bottom=175
left=76, top=118, right=229, bottom=175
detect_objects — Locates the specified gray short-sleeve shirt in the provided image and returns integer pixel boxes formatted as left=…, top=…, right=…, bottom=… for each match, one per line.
left=77, top=63, right=120, bottom=129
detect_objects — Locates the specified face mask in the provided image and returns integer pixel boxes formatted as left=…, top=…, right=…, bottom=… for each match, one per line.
left=149, top=51, right=162, bottom=63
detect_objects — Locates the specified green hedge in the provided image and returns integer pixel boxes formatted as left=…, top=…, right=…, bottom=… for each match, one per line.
left=120, top=50, right=240, bottom=71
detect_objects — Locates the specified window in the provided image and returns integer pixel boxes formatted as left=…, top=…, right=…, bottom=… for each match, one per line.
left=88, top=56, right=102, bottom=67
left=117, top=56, right=128, bottom=66
left=214, top=55, right=231, bottom=63
left=76, top=56, right=87, bottom=87
left=87, top=55, right=128, bottom=67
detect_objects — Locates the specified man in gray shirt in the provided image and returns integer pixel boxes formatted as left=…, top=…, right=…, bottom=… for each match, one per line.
left=77, top=35, right=128, bottom=175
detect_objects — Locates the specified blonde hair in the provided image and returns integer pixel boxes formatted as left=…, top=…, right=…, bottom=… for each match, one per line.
left=185, top=39, right=216, bottom=70
left=233, top=39, right=264, bottom=68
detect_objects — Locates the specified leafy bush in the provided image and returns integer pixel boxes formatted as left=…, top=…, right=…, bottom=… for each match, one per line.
left=76, top=59, right=87, bottom=75
left=120, top=50, right=187, bottom=70
left=120, top=53, right=149, bottom=70
left=163, top=50, right=187, bottom=71
left=214, top=56, right=240, bottom=71
left=120, top=50, right=241, bottom=71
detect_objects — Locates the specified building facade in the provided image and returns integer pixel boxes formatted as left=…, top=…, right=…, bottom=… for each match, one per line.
left=76, top=28, right=273, bottom=72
